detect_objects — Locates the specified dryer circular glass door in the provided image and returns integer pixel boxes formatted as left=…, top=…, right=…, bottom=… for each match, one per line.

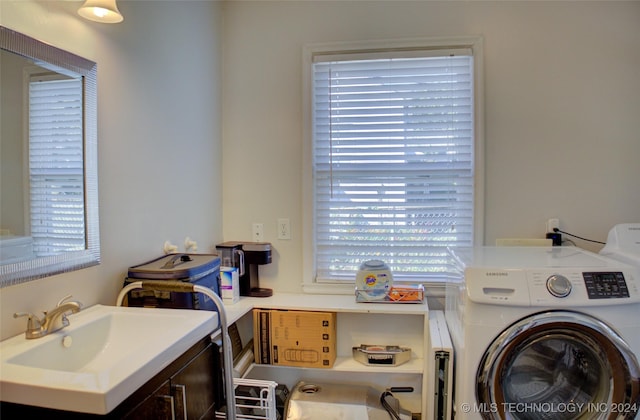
left=476, top=311, right=640, bottom=420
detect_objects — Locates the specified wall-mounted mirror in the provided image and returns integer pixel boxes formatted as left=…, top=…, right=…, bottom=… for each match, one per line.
left=0, top=26, right=99, bottom=286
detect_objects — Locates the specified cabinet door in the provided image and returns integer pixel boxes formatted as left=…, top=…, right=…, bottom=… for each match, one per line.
left=124, top=380, right=175, bottom=419
left=171, top=342, right=219, bottom=419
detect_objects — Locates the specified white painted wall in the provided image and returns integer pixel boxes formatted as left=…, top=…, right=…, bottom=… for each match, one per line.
left=0, top=1, right=223, bottom=340
left=221, top=1, right=640, bottom=292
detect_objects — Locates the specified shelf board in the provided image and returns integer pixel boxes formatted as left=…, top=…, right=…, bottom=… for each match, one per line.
left=229, top=293, right=427, bottom=315
left=332, top=356, right=424, bottom=373
left=248, top=356, right=423, bottom=375
left=223, top=292, right=428, bottom=325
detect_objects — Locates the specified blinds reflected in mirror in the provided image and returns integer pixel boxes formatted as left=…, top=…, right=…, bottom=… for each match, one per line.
left=28, top=75, right=85, bottom=256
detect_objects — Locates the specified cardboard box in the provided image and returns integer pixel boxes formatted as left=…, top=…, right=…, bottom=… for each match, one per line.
left=253, top=309, right=337, bottom=368
left=220, top=266, right=239, bottom=304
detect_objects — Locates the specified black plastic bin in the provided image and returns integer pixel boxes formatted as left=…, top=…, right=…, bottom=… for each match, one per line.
left=124, top=253, right=221, bottom=311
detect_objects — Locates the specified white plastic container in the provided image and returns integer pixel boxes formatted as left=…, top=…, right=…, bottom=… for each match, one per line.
left=220, top=266, right=239, bottom=304
left=355, top=260, right=393, bottom=301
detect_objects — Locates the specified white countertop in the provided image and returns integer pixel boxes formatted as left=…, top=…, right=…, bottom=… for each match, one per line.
left=223, top=292, right=429, bottom=324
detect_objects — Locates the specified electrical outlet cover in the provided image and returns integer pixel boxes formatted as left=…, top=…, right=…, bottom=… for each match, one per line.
left=252, top=223, right=264, bottom=242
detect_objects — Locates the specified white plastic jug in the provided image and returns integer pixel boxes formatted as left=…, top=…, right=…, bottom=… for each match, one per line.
left=355, top=260, right=393, bottom=301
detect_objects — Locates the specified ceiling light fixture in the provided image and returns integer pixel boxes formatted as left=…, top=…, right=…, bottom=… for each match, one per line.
left=78, top=0, right=124, bottom=24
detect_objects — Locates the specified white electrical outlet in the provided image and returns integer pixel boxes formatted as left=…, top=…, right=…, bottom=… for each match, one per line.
left=277, top=218, right=291, bottom=240
left=252, top=223, right=264, bottom=242
left=547, top=218, right=560, bottom=233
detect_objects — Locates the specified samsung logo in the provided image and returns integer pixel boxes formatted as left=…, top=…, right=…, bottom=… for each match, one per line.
left=485, top=272, right=509, bottom=277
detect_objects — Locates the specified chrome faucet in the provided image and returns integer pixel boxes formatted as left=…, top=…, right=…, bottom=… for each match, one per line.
left=14, top=295, right=82, bottom=339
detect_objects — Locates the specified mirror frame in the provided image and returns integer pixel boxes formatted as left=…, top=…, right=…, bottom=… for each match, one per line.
left=0, top=26, right=100, bottom=287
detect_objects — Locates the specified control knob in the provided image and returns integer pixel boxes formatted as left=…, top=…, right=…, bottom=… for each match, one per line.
left=546, top=274, right=572, bottom=298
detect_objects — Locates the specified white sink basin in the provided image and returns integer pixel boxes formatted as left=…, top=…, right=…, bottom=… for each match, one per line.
left=0, top=304, right=218, bottom=414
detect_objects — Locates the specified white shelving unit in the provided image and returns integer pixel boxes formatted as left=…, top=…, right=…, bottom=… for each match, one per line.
left=223, top=293, right=430, bottom=416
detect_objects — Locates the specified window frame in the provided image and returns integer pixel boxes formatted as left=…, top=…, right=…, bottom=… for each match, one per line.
left=302, top=36, right=485, bottom=295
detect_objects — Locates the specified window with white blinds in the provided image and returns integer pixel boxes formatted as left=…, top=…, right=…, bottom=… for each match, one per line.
left=308, top=44, right=479, bottom=283
left=28, top=75, right=85, bottom=256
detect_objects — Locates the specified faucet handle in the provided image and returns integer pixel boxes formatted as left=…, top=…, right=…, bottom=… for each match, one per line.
left=13, top=312, right=43, bottom=331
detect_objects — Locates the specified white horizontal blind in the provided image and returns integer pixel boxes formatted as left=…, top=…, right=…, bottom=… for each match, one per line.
left=29, top=76, right=85, bottom=256
left=312, top=51, right=474, bottom=282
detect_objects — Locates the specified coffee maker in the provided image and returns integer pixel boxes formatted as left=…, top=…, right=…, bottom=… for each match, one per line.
left=216, top=241, right=273, bottom=297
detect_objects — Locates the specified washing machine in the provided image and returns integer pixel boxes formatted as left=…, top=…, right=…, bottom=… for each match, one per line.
left=445, top=246, right=640, bottom=419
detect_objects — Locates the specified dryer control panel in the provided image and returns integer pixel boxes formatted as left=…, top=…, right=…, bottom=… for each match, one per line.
left=454, top=246, right=640, bottom=306
left=465, top=269, right=639, bottom=306
left=583, top=272, right=630, bottom=299
left=529, top=269, right=638, bottom=305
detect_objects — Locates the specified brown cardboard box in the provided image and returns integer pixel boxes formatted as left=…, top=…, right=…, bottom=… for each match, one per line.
left=253, top=309, right=337, bottom=368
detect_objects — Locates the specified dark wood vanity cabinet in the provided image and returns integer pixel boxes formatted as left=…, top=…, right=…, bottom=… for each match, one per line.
left=123, top=337, right=221, bottom=419
left=0, top=336, right=223, bottom=419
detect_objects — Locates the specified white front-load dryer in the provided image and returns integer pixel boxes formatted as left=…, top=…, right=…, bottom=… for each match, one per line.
left=445, top=246, right=640, bottom=420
